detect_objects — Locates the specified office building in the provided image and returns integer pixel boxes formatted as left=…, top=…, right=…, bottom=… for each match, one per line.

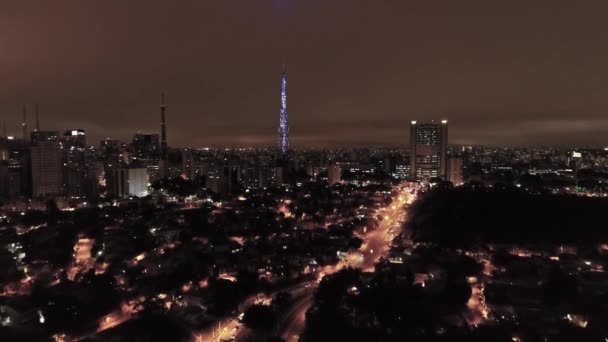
left=31, top=141, right=63, bottom=197
left=409, top=120, right=448, bottom=180
left=128, top=168, right=149, bottom=197
left=108, top=167, right=149, bottom=198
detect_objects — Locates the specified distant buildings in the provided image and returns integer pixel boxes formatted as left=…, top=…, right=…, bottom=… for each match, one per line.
left=393, top=164, right=410, bottom=180
left=410, top=120, right=448, bottom=180
left=328, top=164, right=342, bottom=186
left=30, top=130, right=60, bottom=143
left=448, top=157, right=464, bottom=185
left=181, top=148, right=198, bottom=180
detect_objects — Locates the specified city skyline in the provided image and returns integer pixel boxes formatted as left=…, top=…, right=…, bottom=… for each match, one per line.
left=2, top=3, right=608, bottom=342
left=1, top=1, right=608, bottom=147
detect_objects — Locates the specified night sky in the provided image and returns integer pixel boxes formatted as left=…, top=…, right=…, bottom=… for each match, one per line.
left=1, top=0, right=607, bottom=147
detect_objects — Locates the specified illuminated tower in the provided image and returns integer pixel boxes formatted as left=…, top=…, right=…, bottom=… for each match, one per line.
left=159, top=93, right=168, bottom=178
left=278, top=66, right=289, bottom=154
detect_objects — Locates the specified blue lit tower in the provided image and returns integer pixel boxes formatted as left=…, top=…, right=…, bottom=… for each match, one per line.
left=278, top=66, right=289, bottom=154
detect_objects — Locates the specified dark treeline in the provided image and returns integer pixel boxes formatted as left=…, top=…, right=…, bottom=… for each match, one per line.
left=406, top=185, right=608, bottom=246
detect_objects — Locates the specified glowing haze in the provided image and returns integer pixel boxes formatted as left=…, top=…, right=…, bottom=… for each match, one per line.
left=1, top=0, right=607, bottom=147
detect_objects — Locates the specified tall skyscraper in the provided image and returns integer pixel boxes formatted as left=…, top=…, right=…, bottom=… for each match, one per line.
left=409, top=120, right=448, bottom=180
left=278, top=66, right=289, bottom=154
left=31, top=141, right=63, bottom=197
left=159, top=93, right=169, bottom=178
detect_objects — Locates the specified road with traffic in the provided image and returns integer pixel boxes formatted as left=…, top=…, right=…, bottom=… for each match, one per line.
left=277, top=184, right=413, bottom=342
left=197, top=183, right=414, bottom=342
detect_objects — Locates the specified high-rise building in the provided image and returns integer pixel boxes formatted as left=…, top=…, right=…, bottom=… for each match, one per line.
left=84, top=161, right=103, bottom=200
left=278, top=66, right=289, bottom=154
left=409, top=120, right=448, bottom=180
left=108, top=168, right=128, bottom=198
left=5, top=138, right=31, bottom=197
left=65, top=164, right=86, bottom=198
left=31, top=130, right=60, bottom=143
left=328, top=164, right=342, bottom=186
left=393, top=164, right=410, bottom=180
left=128, top=168, right=149, bottom=197
left=273, top=166, right=286, bottom=187
left=108, top=167, right=149, bottom=198
left=63, top=129, right=87, bottom=148
left=181, top=148, right=198, bottom=180
left=0, top=145, right=8, bottom=161
left=131, top=133, right=160, bottom=164
left=448, top=157, right=464, bottom=185
left=31, top=141, right=63, bottom=197
left=63, top=130, right=88, bottom=169
left=0, top=162, right=8, bottom=199
left=7, top=162, right=22, bottom=199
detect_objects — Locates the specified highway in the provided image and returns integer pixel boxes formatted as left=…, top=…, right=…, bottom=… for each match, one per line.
left=194, top=281, right=316, bottom=342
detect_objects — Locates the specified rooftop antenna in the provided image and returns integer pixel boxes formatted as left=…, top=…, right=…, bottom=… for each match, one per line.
left=22, top=104, right=28, bottom=140
left=35, top=103, right=40, bottom=131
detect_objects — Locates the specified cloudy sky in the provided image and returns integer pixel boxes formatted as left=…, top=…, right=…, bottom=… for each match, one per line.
left=1, top=0, right=607, bottom=147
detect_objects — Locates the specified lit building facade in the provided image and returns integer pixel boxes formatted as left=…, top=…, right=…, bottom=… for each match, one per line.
left=409, top=120, right=448, bottom=180
left=109, top=167, right=149, bottom=198
left=31, top=141, right=63, bottom=197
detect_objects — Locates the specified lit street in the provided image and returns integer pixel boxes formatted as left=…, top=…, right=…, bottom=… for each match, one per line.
left=276, top=184, right=413, bottom=341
